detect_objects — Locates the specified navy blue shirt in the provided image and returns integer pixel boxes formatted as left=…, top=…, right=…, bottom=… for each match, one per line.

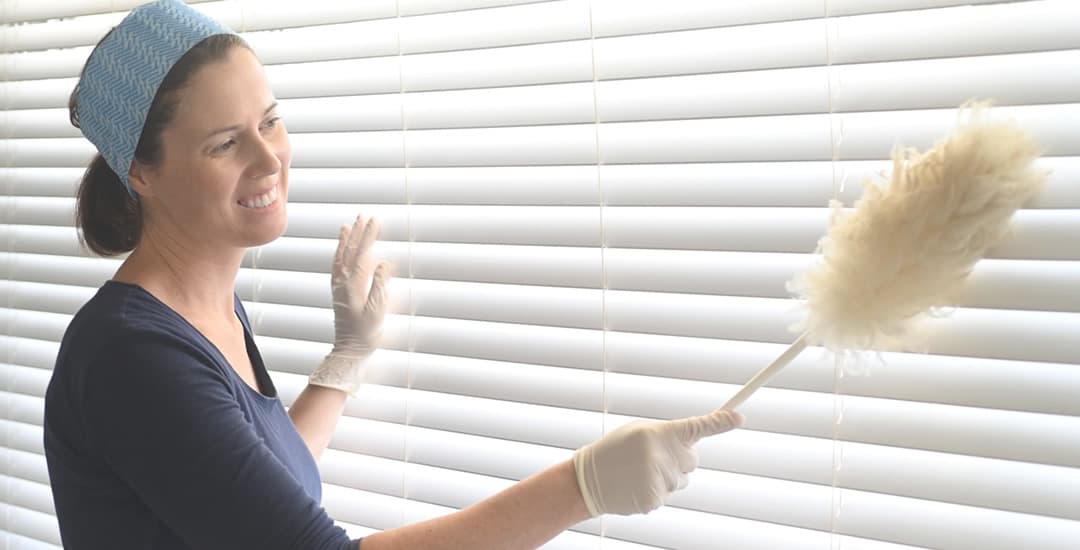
left=44, top=281, right=361, bottom=549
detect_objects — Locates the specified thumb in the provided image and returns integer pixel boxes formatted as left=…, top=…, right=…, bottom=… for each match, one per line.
left=667, top=409, right=744, bottom=445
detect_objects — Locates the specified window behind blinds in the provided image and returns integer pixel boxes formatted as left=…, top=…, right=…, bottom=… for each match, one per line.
left=1, top=1, right=1078, bottom=549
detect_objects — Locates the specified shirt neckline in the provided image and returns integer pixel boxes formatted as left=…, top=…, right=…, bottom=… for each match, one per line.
left=103, top=279, right=278, bottom=400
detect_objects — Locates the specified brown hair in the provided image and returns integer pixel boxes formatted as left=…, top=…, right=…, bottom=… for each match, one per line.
left=68, top=32, right=252, bottom=256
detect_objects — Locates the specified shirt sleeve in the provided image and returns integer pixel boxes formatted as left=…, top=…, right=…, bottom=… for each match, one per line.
left=81, top=330, right=357, bottom=550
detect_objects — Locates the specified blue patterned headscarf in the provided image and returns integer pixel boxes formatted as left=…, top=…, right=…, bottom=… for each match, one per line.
left=76, top=0, right=235, bottom=196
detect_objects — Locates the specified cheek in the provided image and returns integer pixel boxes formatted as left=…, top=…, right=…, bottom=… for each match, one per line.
left=177, top=163, right=238, bottom=208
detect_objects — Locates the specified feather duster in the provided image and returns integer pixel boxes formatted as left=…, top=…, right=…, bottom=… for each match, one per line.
left=723, top=103, right=1048, bottom=410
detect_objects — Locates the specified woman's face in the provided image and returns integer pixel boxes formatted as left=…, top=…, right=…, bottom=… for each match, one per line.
left=131, top=46, right=290, bottom=252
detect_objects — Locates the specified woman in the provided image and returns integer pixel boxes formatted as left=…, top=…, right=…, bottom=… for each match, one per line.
left=43, top=1, right=744, bottom=549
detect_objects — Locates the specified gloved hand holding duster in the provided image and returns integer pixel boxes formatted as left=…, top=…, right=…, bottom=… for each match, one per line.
left=573, top=408, right=744, bottom=516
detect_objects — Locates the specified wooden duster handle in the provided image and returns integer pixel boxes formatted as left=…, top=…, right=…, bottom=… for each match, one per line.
left=721, top=331, right=809, bottom=410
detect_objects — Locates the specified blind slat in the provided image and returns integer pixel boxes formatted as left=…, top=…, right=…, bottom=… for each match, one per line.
left=0, top=391, right=44, bottom=427
left=0, top=503, right=62, bottom=547
left=605, top=331, right=1080, bottom=416
left=276, top=371, right=1080, bottom=472
left=5, top=106, right=1076, bottom=168
left=2, top=151, right=1075, bottom=210
left=833, top=488, right=1080, bottom=550
left=0, top=336, right=60, bottom=371
left=0, top=364, right=50, bottom=400
left=591, top=0, right=1013, bottom=36
left=319, top=484, right=655, bottom=550
left=259, top=328, right=1080, bottom=418
left=0, top=253, right=118, bottom=288
left=0, top=419, right=45, bottom=456
left=829, top=1, right=1080, bottom=65
left=0, top=448, right=49, bottom=486
left=255, top=239, right=600, bottom=286
left=0, top=0, right=212, bottom=25
left=9, top=50, right=1080, bottom=137
left=0, top=476, right=54, bottom=517
left=398, top=1, right=553, bottom=18
left=606, top=373, right=1080, bottom=467
left=398, top=0, right=590, bottom=55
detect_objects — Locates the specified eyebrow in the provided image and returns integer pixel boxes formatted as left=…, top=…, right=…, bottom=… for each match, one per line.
left=204, top=102, right=279, bottom=139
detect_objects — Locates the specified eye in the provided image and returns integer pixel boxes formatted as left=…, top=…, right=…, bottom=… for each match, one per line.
left=262, top=116, right=282, bottom=130
left=214, top=138, right=237, bottom=153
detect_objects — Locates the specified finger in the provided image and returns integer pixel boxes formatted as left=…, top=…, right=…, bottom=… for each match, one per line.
left=353, top=218, right=381, bottom=279
left=365, top=262, right=393, bottom=312
left=675, top=447, right=699, bottom=474
left=332, top=224, right=350, bottom=277
left=675, top=473, right=689, bottom=492
left=357, top=216, right=381, bottom=255
left=656, top=467, right=677, bottom=498
left=668, top=409, right=744, bottom=445
left=660, top=464, right=685, bottom=493
left=343, top=214, right=367, bottom=268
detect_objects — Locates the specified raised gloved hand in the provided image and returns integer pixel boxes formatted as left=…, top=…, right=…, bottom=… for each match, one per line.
left=572, top=408, right=744, bottom=516
left=308, top=215, right=392, bottom=396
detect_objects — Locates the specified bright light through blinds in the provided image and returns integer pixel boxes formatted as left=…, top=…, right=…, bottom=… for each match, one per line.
left=2, top=0, right=1079, bottom=549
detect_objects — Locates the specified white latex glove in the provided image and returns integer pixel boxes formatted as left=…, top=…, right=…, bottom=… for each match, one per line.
left=308, top=215, right=392, bottom=396
left=572, top=409, right=744, bottom=517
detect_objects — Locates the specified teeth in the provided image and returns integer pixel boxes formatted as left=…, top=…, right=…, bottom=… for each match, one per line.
left=239, top=186, right=278, bottom=209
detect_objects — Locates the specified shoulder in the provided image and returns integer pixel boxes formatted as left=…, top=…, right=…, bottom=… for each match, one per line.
left=65, top=281, right=192, bottom=340
left=49, top=283, right=239, bottom=456
left=59, top=282, right=230, bottom=393
left=71, top=283, right=203, bottom=347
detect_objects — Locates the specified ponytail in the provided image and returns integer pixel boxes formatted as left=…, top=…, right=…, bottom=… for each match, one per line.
left=75, top=155, right=142, bottom=256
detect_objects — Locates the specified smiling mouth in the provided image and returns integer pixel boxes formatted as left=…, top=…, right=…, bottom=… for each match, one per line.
left=238, top=186, right=278, bottom=209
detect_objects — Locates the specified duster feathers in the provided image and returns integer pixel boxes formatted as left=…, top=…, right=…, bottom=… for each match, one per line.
left=788, top=103, right=1048, bottom=353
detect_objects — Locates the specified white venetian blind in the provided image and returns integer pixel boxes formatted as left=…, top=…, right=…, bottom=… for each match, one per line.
left=2, top=0, right=1079, bottom=548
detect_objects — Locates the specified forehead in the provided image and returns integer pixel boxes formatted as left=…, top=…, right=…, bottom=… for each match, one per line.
left=169, top=48, right=275, bottom=133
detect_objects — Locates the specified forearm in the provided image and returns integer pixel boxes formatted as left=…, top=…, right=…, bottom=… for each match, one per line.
left=287, top=384, right=348, bottom=462
left=361, top=460, right=590, bottom=550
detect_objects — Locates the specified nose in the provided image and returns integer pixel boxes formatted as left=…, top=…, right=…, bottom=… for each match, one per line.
left=249, top=131, right=283, bottom=179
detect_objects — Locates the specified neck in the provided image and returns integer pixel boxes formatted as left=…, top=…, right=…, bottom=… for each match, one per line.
left=113, top=225, right=245, bottom=326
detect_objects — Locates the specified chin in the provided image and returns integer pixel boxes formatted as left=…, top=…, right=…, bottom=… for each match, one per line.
left=242, top=216, right=288, bottom=248
left=258, top=220, right=288, bottom=246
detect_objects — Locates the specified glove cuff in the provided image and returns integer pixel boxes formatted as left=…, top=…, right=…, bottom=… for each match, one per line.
left=308, top=351, right=370, bottom=397
left=572, top=447, right=603, bottom=518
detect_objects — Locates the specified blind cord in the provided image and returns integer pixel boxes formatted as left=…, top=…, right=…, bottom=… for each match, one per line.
left=394, top=0, right=414, bottom=526
left=823, top=2, right=847, bottom=548
left=586, top=0, right=608, bottom=543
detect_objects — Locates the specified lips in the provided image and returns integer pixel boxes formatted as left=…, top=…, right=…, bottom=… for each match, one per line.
left=238, top=186, right=278, bottom=209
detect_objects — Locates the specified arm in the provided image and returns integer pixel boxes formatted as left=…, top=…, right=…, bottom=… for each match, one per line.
left=362, top=460, right=589, bottom=550
left=362, top=410, right=743, bottom=550
left=311, top=215, right=743, bottom=547
left=298, top=215, right=388, bottom=460
left=288, top=384, right=347, bottom=462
